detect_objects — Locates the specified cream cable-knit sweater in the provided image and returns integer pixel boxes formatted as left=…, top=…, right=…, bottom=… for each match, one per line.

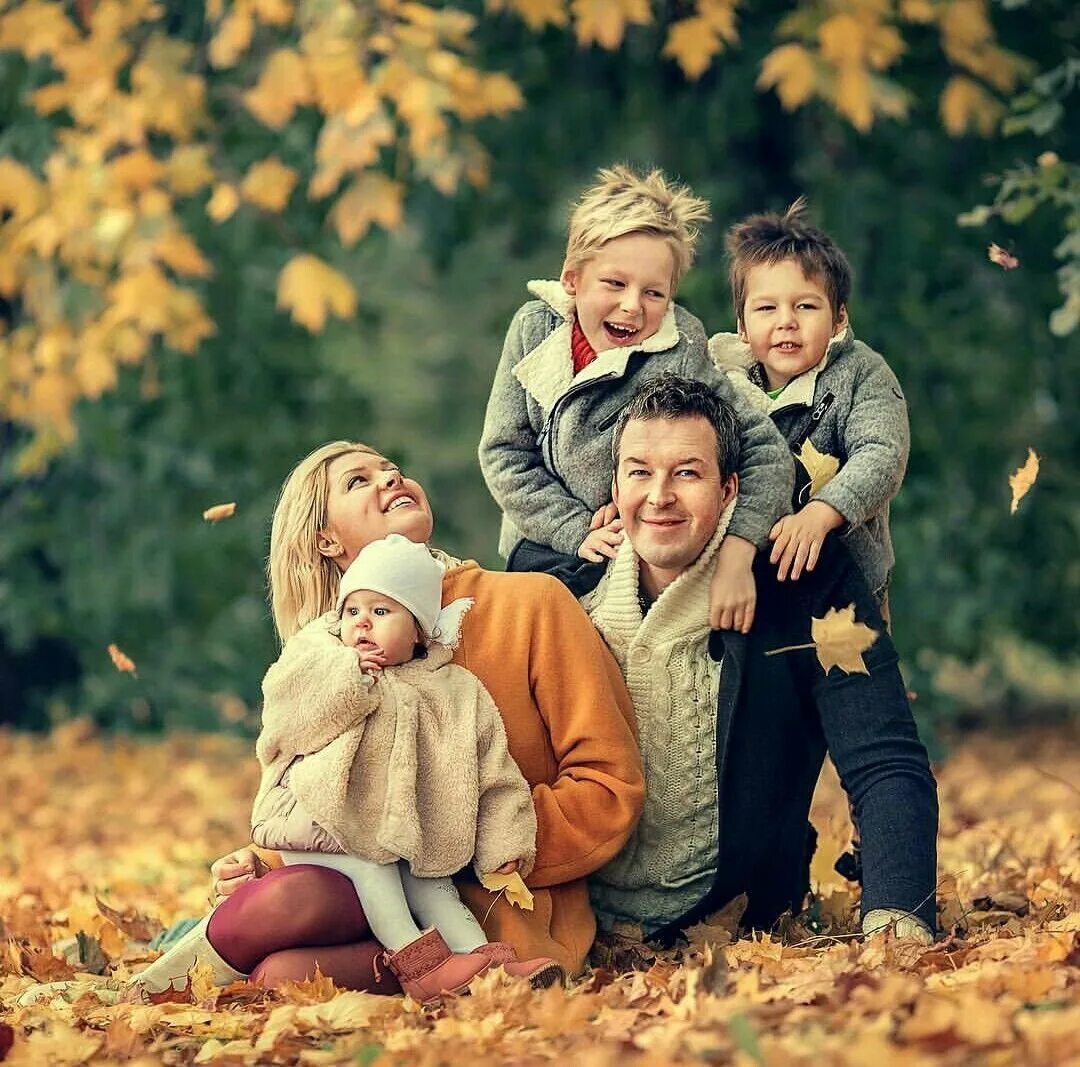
left=583, top=500, right=735, bottom=931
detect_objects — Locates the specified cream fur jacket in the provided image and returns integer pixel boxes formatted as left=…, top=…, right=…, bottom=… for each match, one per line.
left=251, top=616, right=537, bottom=878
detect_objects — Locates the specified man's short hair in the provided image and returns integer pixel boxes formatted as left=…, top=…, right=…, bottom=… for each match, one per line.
left=726, top=197, right=852, bottom=326
left=566, top=165, right=711, bottom=290
left=611, top=373, right=741, bottom=481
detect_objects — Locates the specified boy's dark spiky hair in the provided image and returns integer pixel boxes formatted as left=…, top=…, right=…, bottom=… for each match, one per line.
left=726, top=197, right=852, bottom=325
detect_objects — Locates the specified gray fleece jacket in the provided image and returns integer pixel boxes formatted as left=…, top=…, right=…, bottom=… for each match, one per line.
left=710, top=326, right=908, bottom=595
left=479, top=281, right=794, bottom=558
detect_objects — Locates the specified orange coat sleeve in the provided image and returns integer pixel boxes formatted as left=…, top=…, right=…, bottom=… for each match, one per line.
left=523, top=577, right=644, bottom=888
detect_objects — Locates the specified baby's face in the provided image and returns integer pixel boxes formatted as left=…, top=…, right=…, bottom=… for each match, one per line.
left=339, top=589, right=421, bottom=666
left=740, top=258, right=845, bottom=390
left=562, top=232, right=675, bottom=353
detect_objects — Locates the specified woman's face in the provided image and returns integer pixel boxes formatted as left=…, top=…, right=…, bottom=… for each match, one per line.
left=319, top=451, right=433, bottom=567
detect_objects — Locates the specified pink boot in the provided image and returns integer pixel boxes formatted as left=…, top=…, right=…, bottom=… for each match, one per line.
left=474, top=942, right=565, bottom=989
left=383, top=928, right=490, bottom=1005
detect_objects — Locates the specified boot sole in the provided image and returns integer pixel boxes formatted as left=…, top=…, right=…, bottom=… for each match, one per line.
left=527, top=962, right=565, bottom=990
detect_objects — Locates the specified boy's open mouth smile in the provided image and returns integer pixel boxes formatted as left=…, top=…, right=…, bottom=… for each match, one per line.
left=603, top=320, right=640, bottom=344
left=772, top=341, right=801, bottom=352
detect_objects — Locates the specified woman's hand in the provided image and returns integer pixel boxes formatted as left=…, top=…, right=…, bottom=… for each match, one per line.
left=210, top=848, right=267, bottom=902
left=577, top=519, right=624, bottom=562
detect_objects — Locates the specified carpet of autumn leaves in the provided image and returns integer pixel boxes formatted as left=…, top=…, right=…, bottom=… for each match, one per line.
left=1, top=720, right=1078, bottom=1066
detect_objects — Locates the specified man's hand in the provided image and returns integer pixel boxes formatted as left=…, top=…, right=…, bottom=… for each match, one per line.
left=210, top=848, right=267, bottom=903
left=709, top=535, right=757, bottom=633
left=577, top=519, right=624, bottom=563
left=769, top=501, right=844, bottom=581
left=358, top=649, right=387, bottom=674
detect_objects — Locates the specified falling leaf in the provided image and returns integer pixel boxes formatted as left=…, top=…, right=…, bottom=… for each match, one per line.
left=276, top=254, right=357, bottom=332
left=662, top=18, right=721, bottom=80
left=811, top=604, right=879, bottom=675
left=202, top=501, right=237, bottom=523
left=107, top=643, right=137, bottom=674
left=479, top=870, right=535, bottom=911
left=240, top=157, right=298, bottom=213
left=797, top=438, right=841, bottom=497
left=571, top=0, right=651, bottom=50
left=1008, top=448, right=1039, bottom=514
left=988, top=243, right=1020, bottom=270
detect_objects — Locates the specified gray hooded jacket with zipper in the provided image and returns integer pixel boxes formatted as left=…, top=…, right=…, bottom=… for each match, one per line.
left=479, top=281, right=794, bottom=559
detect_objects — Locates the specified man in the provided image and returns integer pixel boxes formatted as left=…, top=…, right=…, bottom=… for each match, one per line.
left=575, top=373, right=938, bottom=942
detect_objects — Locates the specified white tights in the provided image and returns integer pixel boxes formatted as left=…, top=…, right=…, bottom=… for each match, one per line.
left=280, top=851, right=487, bottom=952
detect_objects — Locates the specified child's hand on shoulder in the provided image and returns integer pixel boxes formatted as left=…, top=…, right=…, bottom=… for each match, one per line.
left=578, top=502, right=624, bottom=562
left=769, top=501, right=844, bottom=581
left=710, top=535, right=757, bottom=632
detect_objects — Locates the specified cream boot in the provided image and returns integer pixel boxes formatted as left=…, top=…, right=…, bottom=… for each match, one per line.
left=127, top=914, right=246, bottom=998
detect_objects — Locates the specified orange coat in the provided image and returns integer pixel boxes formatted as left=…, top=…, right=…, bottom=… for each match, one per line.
left=257, top=560, right=644, bottom=975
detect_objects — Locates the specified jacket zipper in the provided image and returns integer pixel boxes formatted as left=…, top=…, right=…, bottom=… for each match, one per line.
left=541, top=372, right=618, bottom=481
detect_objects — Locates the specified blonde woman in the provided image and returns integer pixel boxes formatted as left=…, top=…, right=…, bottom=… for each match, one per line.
left=139, top=441, right=644, bottom=996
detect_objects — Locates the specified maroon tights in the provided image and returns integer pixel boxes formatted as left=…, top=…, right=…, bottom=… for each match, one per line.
left=206, top=864, right=401, bottom=994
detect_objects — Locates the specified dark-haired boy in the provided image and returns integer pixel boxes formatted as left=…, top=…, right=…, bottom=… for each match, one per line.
left=711, top=200, right=908, bottom=614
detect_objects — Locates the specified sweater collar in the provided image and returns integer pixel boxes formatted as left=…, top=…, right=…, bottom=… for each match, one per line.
left=708, top=324, right=854, bottom=414
left=587, top=497, right=737, bottom=659
left=512, top=279, right=682, bottom=415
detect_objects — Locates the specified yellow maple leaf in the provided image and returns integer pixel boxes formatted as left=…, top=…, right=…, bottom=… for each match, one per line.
left=329, top=173, right=404, bottom=246
left=206, top=183, right=239, bottom=222
left=797, top=438, right=840, bottom=497
left=276, top=254, right=357, bottom=332
left=1008, top=448, right=1039, bottom=514
left=835, top=64, right=874, bottom=132
left=663, top=18, right=722, bottom=80
left=757, top=43, right=818, bottom=110
left=811, top=604, right=879, bottom=675
left=479, top=870, right=535, bottom=911
left=571, top=0, right=651, bottom=50
left=166, top=145, right=215, bottom=196
left=209, top=6, right=254, bottom=69
left=107, top=643, right=137, bottom=674
left=202, top=502, right=237, bottom=523
left=819, top=13, right=866, bottom=65
left=240, top=158, right=298, bottom=213
left=243, top=48, right=313, bottom=129
left=940, top=74, right=1002, bottom=136
left=489, top=0, right=569, bottom=31
left=155, top=230, right=213, bottom=278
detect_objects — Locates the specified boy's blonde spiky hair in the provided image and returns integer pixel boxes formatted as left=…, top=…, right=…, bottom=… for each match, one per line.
left=565, top=164, right=711, bottom=289
left=267, top=440, right=380, bottom=644
left=726, top=196, right=853, bottom=327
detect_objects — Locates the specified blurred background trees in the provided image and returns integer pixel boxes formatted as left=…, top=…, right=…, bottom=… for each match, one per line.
left=0, top=0, right=1076, bottom=733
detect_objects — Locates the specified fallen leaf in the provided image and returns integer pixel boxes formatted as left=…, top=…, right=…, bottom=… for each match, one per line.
left=1008, top=448, right=1039, bottom=514
left=797, top=439, right=841, bottom=497
left=95, top=897, right=163, bottom=942
left=812, top=604, right=879, bottom=675
left=202, top=501, right=237, bottom=523
left=479, top=870, right=535, bottom=911
left=988, top=242, right=1019, bottom=270
left=107, top=643, right=137, bottom=674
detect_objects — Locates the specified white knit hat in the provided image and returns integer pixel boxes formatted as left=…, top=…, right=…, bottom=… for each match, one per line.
left=335, top=534, right=474, bottom=648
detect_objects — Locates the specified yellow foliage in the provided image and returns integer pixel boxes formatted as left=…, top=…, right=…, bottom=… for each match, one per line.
left=243, top=48, right=313, bottom=130
left=209, top=4, right=254, bottom=69
left=486, top=0, right=569, bottom=31
left=663, top=18, right=723, bottom=81
left=154, top=230, right=214, bottom=279
left=940, top=74, right=1003, bottom=136
left=757, top=43, right=818, bottom=110
left=0, top=160, right=44, bottom=222
left=835, top=62, right=874, bottom=131
left=328, top=172, right=405, bottom=246
left=1008, top=447, right=1039, bottom=515
left=206, top=184, right=240, bottom=223
left=276, top=254, right=358, bottom=333
left=240, top=158, right=299, bottom=213
left=571, top=0, right=651, bottom=50
left=165, top=145, right=215, bottom=196
left=0, top=1, right=78, bottom=59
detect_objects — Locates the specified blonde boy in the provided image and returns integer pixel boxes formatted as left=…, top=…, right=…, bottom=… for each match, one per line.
left=479, top=165, right=793, bottom=630
left=710, top=199, right=909, bottom=607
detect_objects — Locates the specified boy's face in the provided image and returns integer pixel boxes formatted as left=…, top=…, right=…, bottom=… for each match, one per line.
left=562, top=233, right=675, bottom=354
left=340, top=589, right=421, bottom=666
left=740, top=258, right=847, bottom=390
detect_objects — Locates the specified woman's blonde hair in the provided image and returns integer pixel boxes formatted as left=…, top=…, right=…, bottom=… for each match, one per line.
left=268, top=440, right=380, bottom=643
left=565, top=164, right=711, bottom=290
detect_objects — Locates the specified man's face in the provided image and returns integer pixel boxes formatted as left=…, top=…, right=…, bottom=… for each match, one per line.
left=613, top=415, right=737, bottom=595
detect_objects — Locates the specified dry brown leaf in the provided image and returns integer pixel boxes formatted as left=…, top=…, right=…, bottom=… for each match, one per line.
left=106, top=643, right=136, bottom=674
left=988, top=242, right=1020, bottom=270
left=202, top=501, right=237, bottom=523
left=812, top=604, right=879, bottom=675
left=1008, top=448, right=1039, bottom=514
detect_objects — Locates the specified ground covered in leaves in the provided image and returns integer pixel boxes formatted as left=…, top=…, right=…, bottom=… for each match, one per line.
left=1, top=722, right=1077, bottom=1065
